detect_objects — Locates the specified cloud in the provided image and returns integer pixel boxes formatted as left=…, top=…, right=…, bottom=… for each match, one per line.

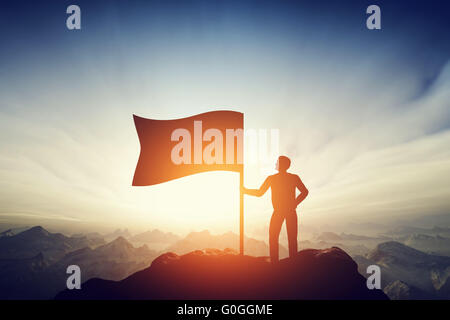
left=293, top=61, right=450, bottom=225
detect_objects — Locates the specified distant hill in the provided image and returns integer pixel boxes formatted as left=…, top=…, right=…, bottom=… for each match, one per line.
left=384, top=280, right=436, bottom=300
left=301, top=232, right=375, bottom=256
left=0, top=227, right=159, bottom=299
left=339, top=233, right=379, bottom=241
left=71, top=232, right=105, bottom=248
left=49, top=237, right=157, bottom=281
left=56, top=247, right=388, bottom=300
left=0, top=253, right=51, bottom=299
left=0, top=229, right=16, bottom=238
left=129, top=229, right=180, bottom=250
left=402, top=234, right=450, bottom=256
left=354, top=241, right=450, bottom=299
left=300, top=239, right=370, bottom=257
left=384, top=226, right=450, bottom=237
left=438, top=277, right=450, bottom=298
left=315, top=232, right=343, bottom=241
left=0, top=226, right=103, bottom=262
left=104, top=228, right=132, bottom=242
left=165, top=230, right=288, bottom=258
left=0, top=226, right=30, bottom=238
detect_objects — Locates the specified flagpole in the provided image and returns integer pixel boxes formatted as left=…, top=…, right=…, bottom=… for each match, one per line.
left=239, top=170, right=244, bottom=255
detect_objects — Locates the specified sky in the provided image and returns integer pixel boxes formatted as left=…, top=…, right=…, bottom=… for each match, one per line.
left=0, top=0, right=450, bottom=235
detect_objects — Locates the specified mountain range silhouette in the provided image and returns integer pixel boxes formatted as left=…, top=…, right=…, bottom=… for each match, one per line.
left=56, top=247, right=388, bottom=300
left=354, top=241, right=450, bottom=299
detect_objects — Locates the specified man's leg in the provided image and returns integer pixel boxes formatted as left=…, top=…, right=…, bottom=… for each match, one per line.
left=269, top=211, right=284, bottom=263
left=285, top=210, right=298, bottom=258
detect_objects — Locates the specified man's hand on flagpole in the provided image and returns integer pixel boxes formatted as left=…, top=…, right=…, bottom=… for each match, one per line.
left=241, top=177, right=270, bottom=197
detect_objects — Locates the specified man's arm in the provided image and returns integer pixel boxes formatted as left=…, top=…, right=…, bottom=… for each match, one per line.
left=295, top=176, right=309, bottom=206
left=242, top=176, right=271, bottom=197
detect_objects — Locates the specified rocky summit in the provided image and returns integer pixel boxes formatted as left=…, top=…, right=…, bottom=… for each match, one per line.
left=56, top=247, right=388, bottom=300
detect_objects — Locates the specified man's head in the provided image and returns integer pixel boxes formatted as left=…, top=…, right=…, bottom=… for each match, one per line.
left=276, top=155, right=291, bottom=172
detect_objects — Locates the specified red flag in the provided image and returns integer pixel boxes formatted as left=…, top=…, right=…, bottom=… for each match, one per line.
left=133, top=110, right=243, bottom=186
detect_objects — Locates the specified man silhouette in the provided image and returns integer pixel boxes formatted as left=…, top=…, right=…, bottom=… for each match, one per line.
left=242, top=156, right=308, bottom=263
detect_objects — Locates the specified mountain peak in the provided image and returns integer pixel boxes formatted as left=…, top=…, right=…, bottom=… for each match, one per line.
left=384, top=280, right=435, bottom=300
left=56, top=247, right=388, bottom=300
left=21, top=226, right=50, bottom=237
left=373, top=241, right=427, bottom=259
left=112, top=236, right=131, bottom=245
left=187, top=230, right=210, bottom=236
left=102, top=236, right=134, bottom=250
left=0, top=229, right=14, bottom=237
left=367, top=241, right=429, bottom=265
left=30, top=225, right=46, bottom=231
left=316, top=232, right=342, bottom=241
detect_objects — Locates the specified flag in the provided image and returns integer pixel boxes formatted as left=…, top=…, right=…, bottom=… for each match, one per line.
left=133, top=110, right=244, bottom=186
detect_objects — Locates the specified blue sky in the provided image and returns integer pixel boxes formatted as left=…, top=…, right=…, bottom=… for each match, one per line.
left=0, top=0, right=449, bottom=234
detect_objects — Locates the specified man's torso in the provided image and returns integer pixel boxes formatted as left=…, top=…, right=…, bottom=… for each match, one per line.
left=268, top=172, right=299, bottom=212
